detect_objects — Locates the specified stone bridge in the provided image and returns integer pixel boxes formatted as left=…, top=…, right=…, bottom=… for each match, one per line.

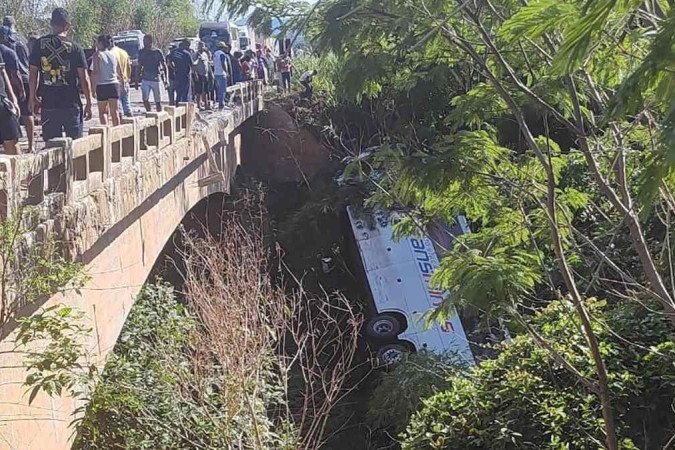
left=0, top=80, right=265, bottom=450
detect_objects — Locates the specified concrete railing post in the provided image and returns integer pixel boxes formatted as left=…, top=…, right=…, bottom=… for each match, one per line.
left=145, top=116, right=160, bottom=148
left=163, top=106, right=184, bottom=144
left=88, top=127, right=111, bottom=181
left=186, top=102, right=195, bottom=134
left=43, top=138, right=73, bottom=205
left=146, top=111, right=171, bottom=148
left=61, top=138, right=74, bottom=204
left=121, top=118, right=140, bottom=163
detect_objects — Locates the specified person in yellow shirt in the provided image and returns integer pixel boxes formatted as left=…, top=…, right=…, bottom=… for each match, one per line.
left=110, top=38, right=132, bottom=117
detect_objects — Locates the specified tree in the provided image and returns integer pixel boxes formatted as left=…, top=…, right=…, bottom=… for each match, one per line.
left=202, top=0, right=314, bottom=40
left=311, top=0, right=675, bottom=448
left=63, top=0, right=199, bottom=48
left=67, top=0, right=101, bottom=45
left=0, top=0, right=53, bottom=35
left=401, top=300, right=675, bottom=449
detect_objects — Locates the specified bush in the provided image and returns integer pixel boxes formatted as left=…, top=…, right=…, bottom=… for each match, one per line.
left=401, top=300, right=675, bottom=449
left=367, top=352, right=466, bottom=436
left=73, top=282, right=287, bottom=449
left=292, top=54, right=340, bottom=106
left=74, top=283, right=215, bottom=449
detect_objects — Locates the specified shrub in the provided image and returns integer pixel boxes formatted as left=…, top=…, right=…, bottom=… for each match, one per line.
left=401, top=300, right=675, bottom=449
left=367, top=352, right=466, bottom=436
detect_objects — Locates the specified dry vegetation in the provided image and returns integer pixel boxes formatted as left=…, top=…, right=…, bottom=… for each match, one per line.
left=176, top=191, right=364, bottom=449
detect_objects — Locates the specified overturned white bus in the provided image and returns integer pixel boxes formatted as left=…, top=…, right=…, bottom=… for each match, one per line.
left=346, top=207, right=475, bottom=367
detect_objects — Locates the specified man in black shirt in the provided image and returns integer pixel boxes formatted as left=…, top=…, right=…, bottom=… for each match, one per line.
left=138, top=34, right=167, bottom=112
left=29, top=8, right=93, bottom=141
left=167, top=40, right=192, bottom=103
left=0, top=50, right=22, bottom=154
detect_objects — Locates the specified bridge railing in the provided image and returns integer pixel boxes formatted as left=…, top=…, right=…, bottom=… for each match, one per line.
left=0, top=80, right=263, bottom=222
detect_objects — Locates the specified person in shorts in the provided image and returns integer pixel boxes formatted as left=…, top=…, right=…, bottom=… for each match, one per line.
left=29, top=7, right=93, bottom=141
left=0, top=50, right=22, bottom=154
left=138, top=34, right=166, bottom=112
left=91, top=35, right=122, bottom=125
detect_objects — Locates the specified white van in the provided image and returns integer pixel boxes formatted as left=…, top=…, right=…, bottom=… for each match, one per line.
left=346, top=207, right=475, bottom=366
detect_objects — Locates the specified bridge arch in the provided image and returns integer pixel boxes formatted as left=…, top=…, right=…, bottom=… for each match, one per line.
left=0, top=82, right=264, bottom=450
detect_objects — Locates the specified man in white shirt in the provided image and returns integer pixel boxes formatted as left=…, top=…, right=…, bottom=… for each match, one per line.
left=299, top=69, right=316, bottom=100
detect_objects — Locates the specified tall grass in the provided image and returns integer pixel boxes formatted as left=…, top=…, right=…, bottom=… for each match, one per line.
left=292, top=54, right=340, bottom=107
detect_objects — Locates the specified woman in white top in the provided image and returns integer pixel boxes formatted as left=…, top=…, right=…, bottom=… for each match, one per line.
left=92, top=34, right=123, bottom=125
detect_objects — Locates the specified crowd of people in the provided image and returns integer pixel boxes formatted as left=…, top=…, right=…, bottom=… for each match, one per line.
left=0, top=6, right=317, bottom=155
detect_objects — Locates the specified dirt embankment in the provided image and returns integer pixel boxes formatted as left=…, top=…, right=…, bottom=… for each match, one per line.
left=239, top=103, right=332, bottom=183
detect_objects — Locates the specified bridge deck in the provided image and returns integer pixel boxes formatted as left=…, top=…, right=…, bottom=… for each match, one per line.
left=19, top=86, right=236, bottom=153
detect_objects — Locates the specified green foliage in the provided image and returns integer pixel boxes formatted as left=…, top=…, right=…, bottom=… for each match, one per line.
left=499, top=0, right=578, bottom=42
left=612, top=6, right=675, bottom=206
left=401, top=300, right=675, bottom=449
left=447, top=84, right=509, bottom=130
left=0, top=0, right=52, bottom=34
left=292, top=54, right=340, bottom=106
left=0, top=211, right=87, bottom=314
left=63, top=0, right=198, bottom=48
left=74, top=282, right=289, bottom=449
left=307, top=2, right=675, bottom=446
left=201, top=0, right=311, bottom=38
left=367, top=353, right=467, bottom=436
left=15, top=305, right=94, bottom=405
left=430, top=248, right=542, bottom=318
left=0, top=208, right=90, bottom=418
left=67, top=0, right=101, bottom=46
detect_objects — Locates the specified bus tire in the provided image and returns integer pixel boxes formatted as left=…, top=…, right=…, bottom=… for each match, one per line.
left=366, top=314, right=401, bottom=340
left=376, top=343, right=409, bottom=367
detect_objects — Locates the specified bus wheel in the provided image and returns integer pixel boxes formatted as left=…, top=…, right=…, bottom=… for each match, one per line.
left=366, top=314, right=401, bottom=340
left=376, top=343, right=408, bottom=367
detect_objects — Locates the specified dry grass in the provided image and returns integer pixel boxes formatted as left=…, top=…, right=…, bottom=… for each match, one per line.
left=177, top=190, right=363, bottom=449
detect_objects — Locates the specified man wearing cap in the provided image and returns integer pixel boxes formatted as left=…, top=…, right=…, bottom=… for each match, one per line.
left=167, top=39, right=193, bottom=103
left=2, top=18, right=34, bottom=151
left=212, top=41, right=231, bottom=110
left=29, top=8, right=93, bottom=141
left=0, top=47, right=22, bottom=154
